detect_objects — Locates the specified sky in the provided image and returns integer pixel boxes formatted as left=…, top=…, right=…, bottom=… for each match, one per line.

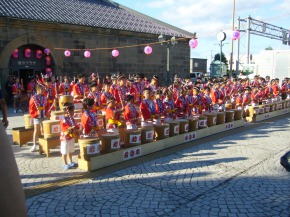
left=113, top=0, right=290, bottom=69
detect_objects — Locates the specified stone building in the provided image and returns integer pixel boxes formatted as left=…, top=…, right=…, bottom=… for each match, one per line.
left=0, top=0, right=194, bottom=90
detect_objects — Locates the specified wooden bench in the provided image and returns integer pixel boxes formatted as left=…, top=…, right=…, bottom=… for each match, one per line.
left=12, top=127, right=34, bottom=146
left=39, top=137, right=60, bottom=157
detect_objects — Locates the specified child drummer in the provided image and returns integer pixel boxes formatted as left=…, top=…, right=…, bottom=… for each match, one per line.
left=106, top=96, right=124, bottom=133
left=140, top=88, right=158, bottom=126
left=124, top=94, right=139, bottom=129
left=60, top=102, right=81, bottom=170
left=29, top=84, right=50, bottom=152
left=81, top=98, right=99, bottom=137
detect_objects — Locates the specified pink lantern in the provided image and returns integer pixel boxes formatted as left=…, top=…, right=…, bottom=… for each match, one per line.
left=36, top=50, right=43, bottom=59
left=84, top=50, right=91, bottom=58
left=44, top=48, right=50, bottom=54
left=45, top=56, right=51, bottom=66
left=144, top=46, right=153, bottom=55
left=12, top=49, right=19, bottom=59
left=232, top=30, right=241, bottom=40
left=112, top=49, right=119, bottom=58
left=189, top=39, right=198, bottom=48
left=64, top=50, right=71, bottom=57
left=46, top=68, right=52, bottom=77
left=25, top=48, right=31, bottom=58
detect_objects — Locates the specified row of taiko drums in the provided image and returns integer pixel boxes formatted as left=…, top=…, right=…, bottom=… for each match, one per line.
left=22, top=109, right=244, bottom=160
left=248, top=100, right=290, bottom=117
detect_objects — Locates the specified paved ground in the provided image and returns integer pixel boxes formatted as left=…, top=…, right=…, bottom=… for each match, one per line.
left=3, top=108, right=290, bottom=216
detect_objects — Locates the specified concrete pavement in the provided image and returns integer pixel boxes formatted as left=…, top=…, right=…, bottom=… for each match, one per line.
left=2, top=108, right=290, bottom=216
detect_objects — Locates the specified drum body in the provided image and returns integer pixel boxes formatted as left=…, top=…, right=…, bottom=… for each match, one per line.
left=73, top=109, right=83, bottom=119
left=216, top=112, right=225, bottom=125
left=24, top=114, right=33, bottom=129
left=198, top=116, right=207, bottom=129
left=154, top=124, right=170, bottom=140
left=188, top=118, right=198, bottom=131
left=50, top=111, right=65, bottom=121
left=179, top=119, right=189, bottom=134
left=59, top=95, right=73, bottom=110
left=101, top=133, right=120, bottom=152
left=203, top=113, right=217, bottom=127
left=78, top=137, right=100, bottom=160
left=169, top=121, right=180, bottom=137
left=141, top=127, right=154, bottom=144
left=124, top=130, right=141, bottom=147
left=232, top=109, right=243, bottom=120
left=264, top=105, right=270, bottom=113
left=276, top=102, right=283, bottom=110
left=74, top=100, right=83, bottom=110
left=225, top=111, right=234, bottom=123
left=258, top=105, right=265, bottom=114
left=42, top=120, right=60, bottom=139
left=97, top=115, right=105, bottom=130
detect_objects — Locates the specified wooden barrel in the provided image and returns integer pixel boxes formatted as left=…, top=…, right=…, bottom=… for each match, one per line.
left=232, top=109, right=243, bottom=120
left=270, top=104, right=275, bottom=112
left=97, top=115, right=105, bottom=130
left=101, top=133, right=120, bottom=152
left=118, top=126, right=127, bottom=143
left=169, top=121, right=180, bottom=137
left=248, top=106, right=260, bottom=117
left=50, top=111, right=65, bottom=121
left=264, top=105, right=270, bottom=113
left=188, top=118, right=198, bottom=132
left=179, top=119, right=189, bottom=134
left=276, top=102, right=282, bottom=110
left=59, top=95, right=74, bottom=110
left=141, top=126, right=154, bottom=144
left=286, top=100, right=290, bottom=108
left=42, top=120, right=60, bottom=139
left=24, top=114, right=33, bottom=129
left=78, top=137, right=100, bottom=160
left=225, top=103, right=232, bottom=111
left=258, top=105, right=265, bottom=114
left=198, top=116, right=207, bottom=129
left=124, top=130, right=141, bottom=147
left=225, top=111, right=234, bottom=123
left=154, top=124, right=170, bottom=140
left=203, top=113, right=217, bottom=127
left=73, top=109, right=83, bottom=119
left=216, top=112, right=225, bottom=125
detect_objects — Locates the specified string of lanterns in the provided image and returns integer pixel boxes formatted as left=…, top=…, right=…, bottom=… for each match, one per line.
left=11, top=30, right=240, bottom=59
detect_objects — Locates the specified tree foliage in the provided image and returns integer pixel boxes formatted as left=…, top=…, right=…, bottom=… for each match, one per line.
left=214, top=52, right=228, bottom=67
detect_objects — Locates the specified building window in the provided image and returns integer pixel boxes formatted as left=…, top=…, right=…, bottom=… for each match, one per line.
left=194, top=62, right=198, bottom=68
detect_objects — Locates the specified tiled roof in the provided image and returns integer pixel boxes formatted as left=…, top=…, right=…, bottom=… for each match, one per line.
left=0, top=0, right=193, bottom=37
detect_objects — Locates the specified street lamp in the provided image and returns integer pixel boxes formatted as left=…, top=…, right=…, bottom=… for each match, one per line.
left=216, top=31, right=228, bottom=77
left=158, top=35, right=178, bottom=85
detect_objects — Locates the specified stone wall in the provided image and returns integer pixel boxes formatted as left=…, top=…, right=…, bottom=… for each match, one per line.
left=0, top=17, right=190, bottom=89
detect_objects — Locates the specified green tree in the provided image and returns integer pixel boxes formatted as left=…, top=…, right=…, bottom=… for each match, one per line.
left=265, top=46, right=273, bottom=50
left=214, top=52, right=228, bottom=68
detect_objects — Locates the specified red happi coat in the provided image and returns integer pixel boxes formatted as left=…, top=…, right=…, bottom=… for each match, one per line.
left=124, top=103, right=139, bottom=125
left=81, top=110, right=98, bottom=136
left=131, top=82, right=144, bottom=105
left=60, top=116, right=80, bottom=141
left=59, top=82, right=72, bottom=95
left=29, top=93, right=50, bottom=118
left=140, top=98, right=156, bottom=120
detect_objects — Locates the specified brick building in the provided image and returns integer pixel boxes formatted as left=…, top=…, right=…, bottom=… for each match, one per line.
left=0, top=0, right=194, bottom=89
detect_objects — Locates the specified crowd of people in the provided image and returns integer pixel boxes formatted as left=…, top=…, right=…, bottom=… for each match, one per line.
left=12, top=72, right=288, bottom=169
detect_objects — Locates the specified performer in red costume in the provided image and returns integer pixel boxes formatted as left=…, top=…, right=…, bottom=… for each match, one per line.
left=59, top=76, right=72, bottom=95
left=140, top=88, right=158, bottom=126
left=124, top=94, right=139, bottom=129
left=131, top=73, right=144, bottom=106
left=81, top=98, right=99, bottom=137
left=29, top=84, right=50, bottom=152
left=105, top=96, right=124, bottom=133
left=60, top=103, right=81, bottom=170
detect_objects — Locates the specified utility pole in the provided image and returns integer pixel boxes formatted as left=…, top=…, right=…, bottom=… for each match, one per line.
left=229, top=0, right=235, bottom=77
